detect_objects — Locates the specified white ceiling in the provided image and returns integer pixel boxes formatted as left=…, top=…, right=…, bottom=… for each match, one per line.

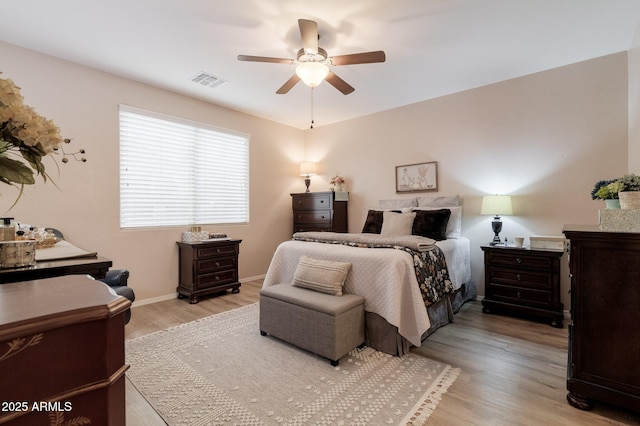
left=2, top=0, right=640, bottom=129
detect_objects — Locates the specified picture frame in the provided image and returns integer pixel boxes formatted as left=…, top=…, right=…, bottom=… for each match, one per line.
left=395, top=161, right=438, bottom=193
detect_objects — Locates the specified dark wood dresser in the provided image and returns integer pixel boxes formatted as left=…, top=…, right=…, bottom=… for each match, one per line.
left=481, top=245, right=564, bottom=327
left=291, top=191, right=348, bottom=233
left=176, top=239, right=242, bottom=304
left=0, top=275, right=130, bottom=425
left=563, top=225, right=640, bottom=413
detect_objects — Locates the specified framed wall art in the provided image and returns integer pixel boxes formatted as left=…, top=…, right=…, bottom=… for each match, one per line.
left=395, top=161, right=438, bottom=193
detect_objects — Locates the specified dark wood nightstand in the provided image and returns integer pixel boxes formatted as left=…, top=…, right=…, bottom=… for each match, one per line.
left=176, top=239, right=242, bottom=304
left=291, top=191, right=348, bottom=234
left=481, top=245, right=564, bottom=327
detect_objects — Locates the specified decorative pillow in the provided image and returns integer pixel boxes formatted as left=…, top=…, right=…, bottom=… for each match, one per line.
left=416, top=195, right=460, bottom=207
left=414, top=206, right=462, bottom=238
left=411, top=209, right=451, bottom=241
left=380, top=211, right=416, bottom=236
left=292, top=256, right=352, bottom=296
left=378, top=198, right=418, bottom=209
left=361, top=209, right=404, bottom=233
left=361, top=210, right=384, bottom=234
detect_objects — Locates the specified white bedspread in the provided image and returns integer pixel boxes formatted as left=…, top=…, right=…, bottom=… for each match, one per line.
left=263, top=237, right=471, bottom=347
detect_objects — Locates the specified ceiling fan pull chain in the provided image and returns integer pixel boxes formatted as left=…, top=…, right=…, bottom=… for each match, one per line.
left=310, top=87, right=315, bottom=129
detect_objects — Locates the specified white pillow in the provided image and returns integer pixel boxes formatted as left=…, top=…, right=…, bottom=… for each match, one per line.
left=416, top=195, right=460, bottom=207
left=292, top=256, right=352, bottom=296
left=414, top=206, right=462, bottom=238
left=378, top=198, right=418, bottom=209
left=380, top=211, right=416, bottom=236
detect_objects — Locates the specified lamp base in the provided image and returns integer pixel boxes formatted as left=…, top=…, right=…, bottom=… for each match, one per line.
left=489, top=216, right=503, bottom=246
left=304, top=177, right=311, bottom=192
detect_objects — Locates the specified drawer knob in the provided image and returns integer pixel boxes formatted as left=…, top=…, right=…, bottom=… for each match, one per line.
left=215, top=276, right=220, bottom=281
left=516, top=258, right=522, bottom=264
left=217, top=248, right=221, bottom=253
left=320, top=215, right=325, bottom=219
left=516, top=274, right=522, bottom=281
left=320, top=200, right=325, bottom=204
left=517, top=291, right=522, bottom=299
left=215, top=262, right=220, bottom=267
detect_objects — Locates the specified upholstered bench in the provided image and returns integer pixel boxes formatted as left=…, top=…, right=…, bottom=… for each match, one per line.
left=259, top=283, right=365, bottom=366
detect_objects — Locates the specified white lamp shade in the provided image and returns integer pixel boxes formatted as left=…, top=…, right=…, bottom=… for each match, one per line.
left=299, top=162, right=317, bottom=176
left=480, top=195, right=513, bottom=215
left=295, top=62, right=329, bottom=88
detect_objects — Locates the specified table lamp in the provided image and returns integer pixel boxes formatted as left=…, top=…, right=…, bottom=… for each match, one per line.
left=480, top=195, right=513, bottom=245
left=299, top=162, right=317, bottom=192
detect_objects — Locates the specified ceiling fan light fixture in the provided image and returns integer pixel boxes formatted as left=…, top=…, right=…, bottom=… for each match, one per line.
left=295, top=62, right=329, bottom=88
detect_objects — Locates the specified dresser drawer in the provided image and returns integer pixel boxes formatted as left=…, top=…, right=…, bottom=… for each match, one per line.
left=488, top=267, right=553, bottom=290
left=294, top=211, right=331, bottom=224
left=196, top=244, right=238, bottom=259
left=197, top=256, right=236, bottom=274
left=196, top=269, right=239, bottom=288
left=486, top=252, right=554, bottom=270
left=489, top=284, right=552, bottom=309
left=292, top=194, right=332, bottom=211
left=294, top=224, right=331, bottom=233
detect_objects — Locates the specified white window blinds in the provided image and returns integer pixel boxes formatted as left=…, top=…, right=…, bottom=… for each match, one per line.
left=119, top=105, right=249, bottom=229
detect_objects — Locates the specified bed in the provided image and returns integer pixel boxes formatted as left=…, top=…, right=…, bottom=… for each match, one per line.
left=263, top=196, right=477, bottom=356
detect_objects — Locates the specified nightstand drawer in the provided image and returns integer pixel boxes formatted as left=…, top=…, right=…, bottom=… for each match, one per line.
left=486, top=252, right=555, bottom=270
left=488, top=268, right=553, bottom=290
left=197, top=270, right=238, bottom=288
left=489, top=284, right=552, bottom=309
left=292, top=194, right=332, bottom=211
left=196, top=244, right=238, bottom=258
left=197, top=256, right=236, bottom=274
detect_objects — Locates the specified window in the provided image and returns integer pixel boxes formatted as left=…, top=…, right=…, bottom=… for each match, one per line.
left=119, top=105, right=249, bottom=229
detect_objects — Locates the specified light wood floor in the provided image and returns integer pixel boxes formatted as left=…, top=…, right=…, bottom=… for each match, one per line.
left=124, top=280, right=640, bottom=425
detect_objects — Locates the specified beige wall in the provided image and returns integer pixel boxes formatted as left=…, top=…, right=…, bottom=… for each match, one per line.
left=0, top=41, right=304, bottom=303
left=2, top=41, right=631, bottom=311
left=304, top=52, right=629, bottom=309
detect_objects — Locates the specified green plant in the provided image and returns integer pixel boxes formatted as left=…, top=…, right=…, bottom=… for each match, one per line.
left=591, top=174, right=640, bottom=200
left=619, top=174, right=640, bottom=192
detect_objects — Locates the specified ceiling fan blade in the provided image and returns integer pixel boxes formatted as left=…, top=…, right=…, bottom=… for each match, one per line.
left=298, top=19, right=318, bottom=54
left=330, top=51, right=386, bottom=66
left=276, top=74, right=301, bottom=94
left=325, top=71, right=355, bottom=95
left=237, top=55, right=293, bottom=64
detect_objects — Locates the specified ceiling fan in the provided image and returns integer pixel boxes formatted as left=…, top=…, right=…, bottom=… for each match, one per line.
left=238, top=19, right=386, bottom=95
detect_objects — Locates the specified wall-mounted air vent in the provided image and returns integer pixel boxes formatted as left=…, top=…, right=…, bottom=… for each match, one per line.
left=191, top=72, right=228, bottom=88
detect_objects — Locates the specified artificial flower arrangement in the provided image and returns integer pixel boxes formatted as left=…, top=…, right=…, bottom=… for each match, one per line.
left=0, top=72, right=84, bottom=206
left=591, top=174, right=640, bottom=200
left=330, top=173, right=345, bottom=186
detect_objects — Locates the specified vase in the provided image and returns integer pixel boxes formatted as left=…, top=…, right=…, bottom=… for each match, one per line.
left=605, top=199, right=621, bottom=209
left=336, top=183, right=344, bottom=192
left=619, top=191, right=640, bottom=209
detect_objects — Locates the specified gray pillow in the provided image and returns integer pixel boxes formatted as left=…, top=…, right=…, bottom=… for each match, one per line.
left=292, top=256, right=352, bottom=296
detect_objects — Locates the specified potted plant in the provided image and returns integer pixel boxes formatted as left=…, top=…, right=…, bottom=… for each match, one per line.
left=591, top=179, right=623, bottom=209
left=592, top=174, right=640, bottom=209
left=618, top=173, right=640, bottom=209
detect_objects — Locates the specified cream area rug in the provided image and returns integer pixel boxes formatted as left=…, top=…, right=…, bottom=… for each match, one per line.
left=126, top=303, right=459, bottom=425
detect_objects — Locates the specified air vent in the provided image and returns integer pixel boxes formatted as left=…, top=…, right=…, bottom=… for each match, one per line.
left=191, top=72, right=227, bottom=88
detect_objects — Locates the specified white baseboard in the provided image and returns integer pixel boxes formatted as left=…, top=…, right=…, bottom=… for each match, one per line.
left=131, top=274, right=266, bottom=308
